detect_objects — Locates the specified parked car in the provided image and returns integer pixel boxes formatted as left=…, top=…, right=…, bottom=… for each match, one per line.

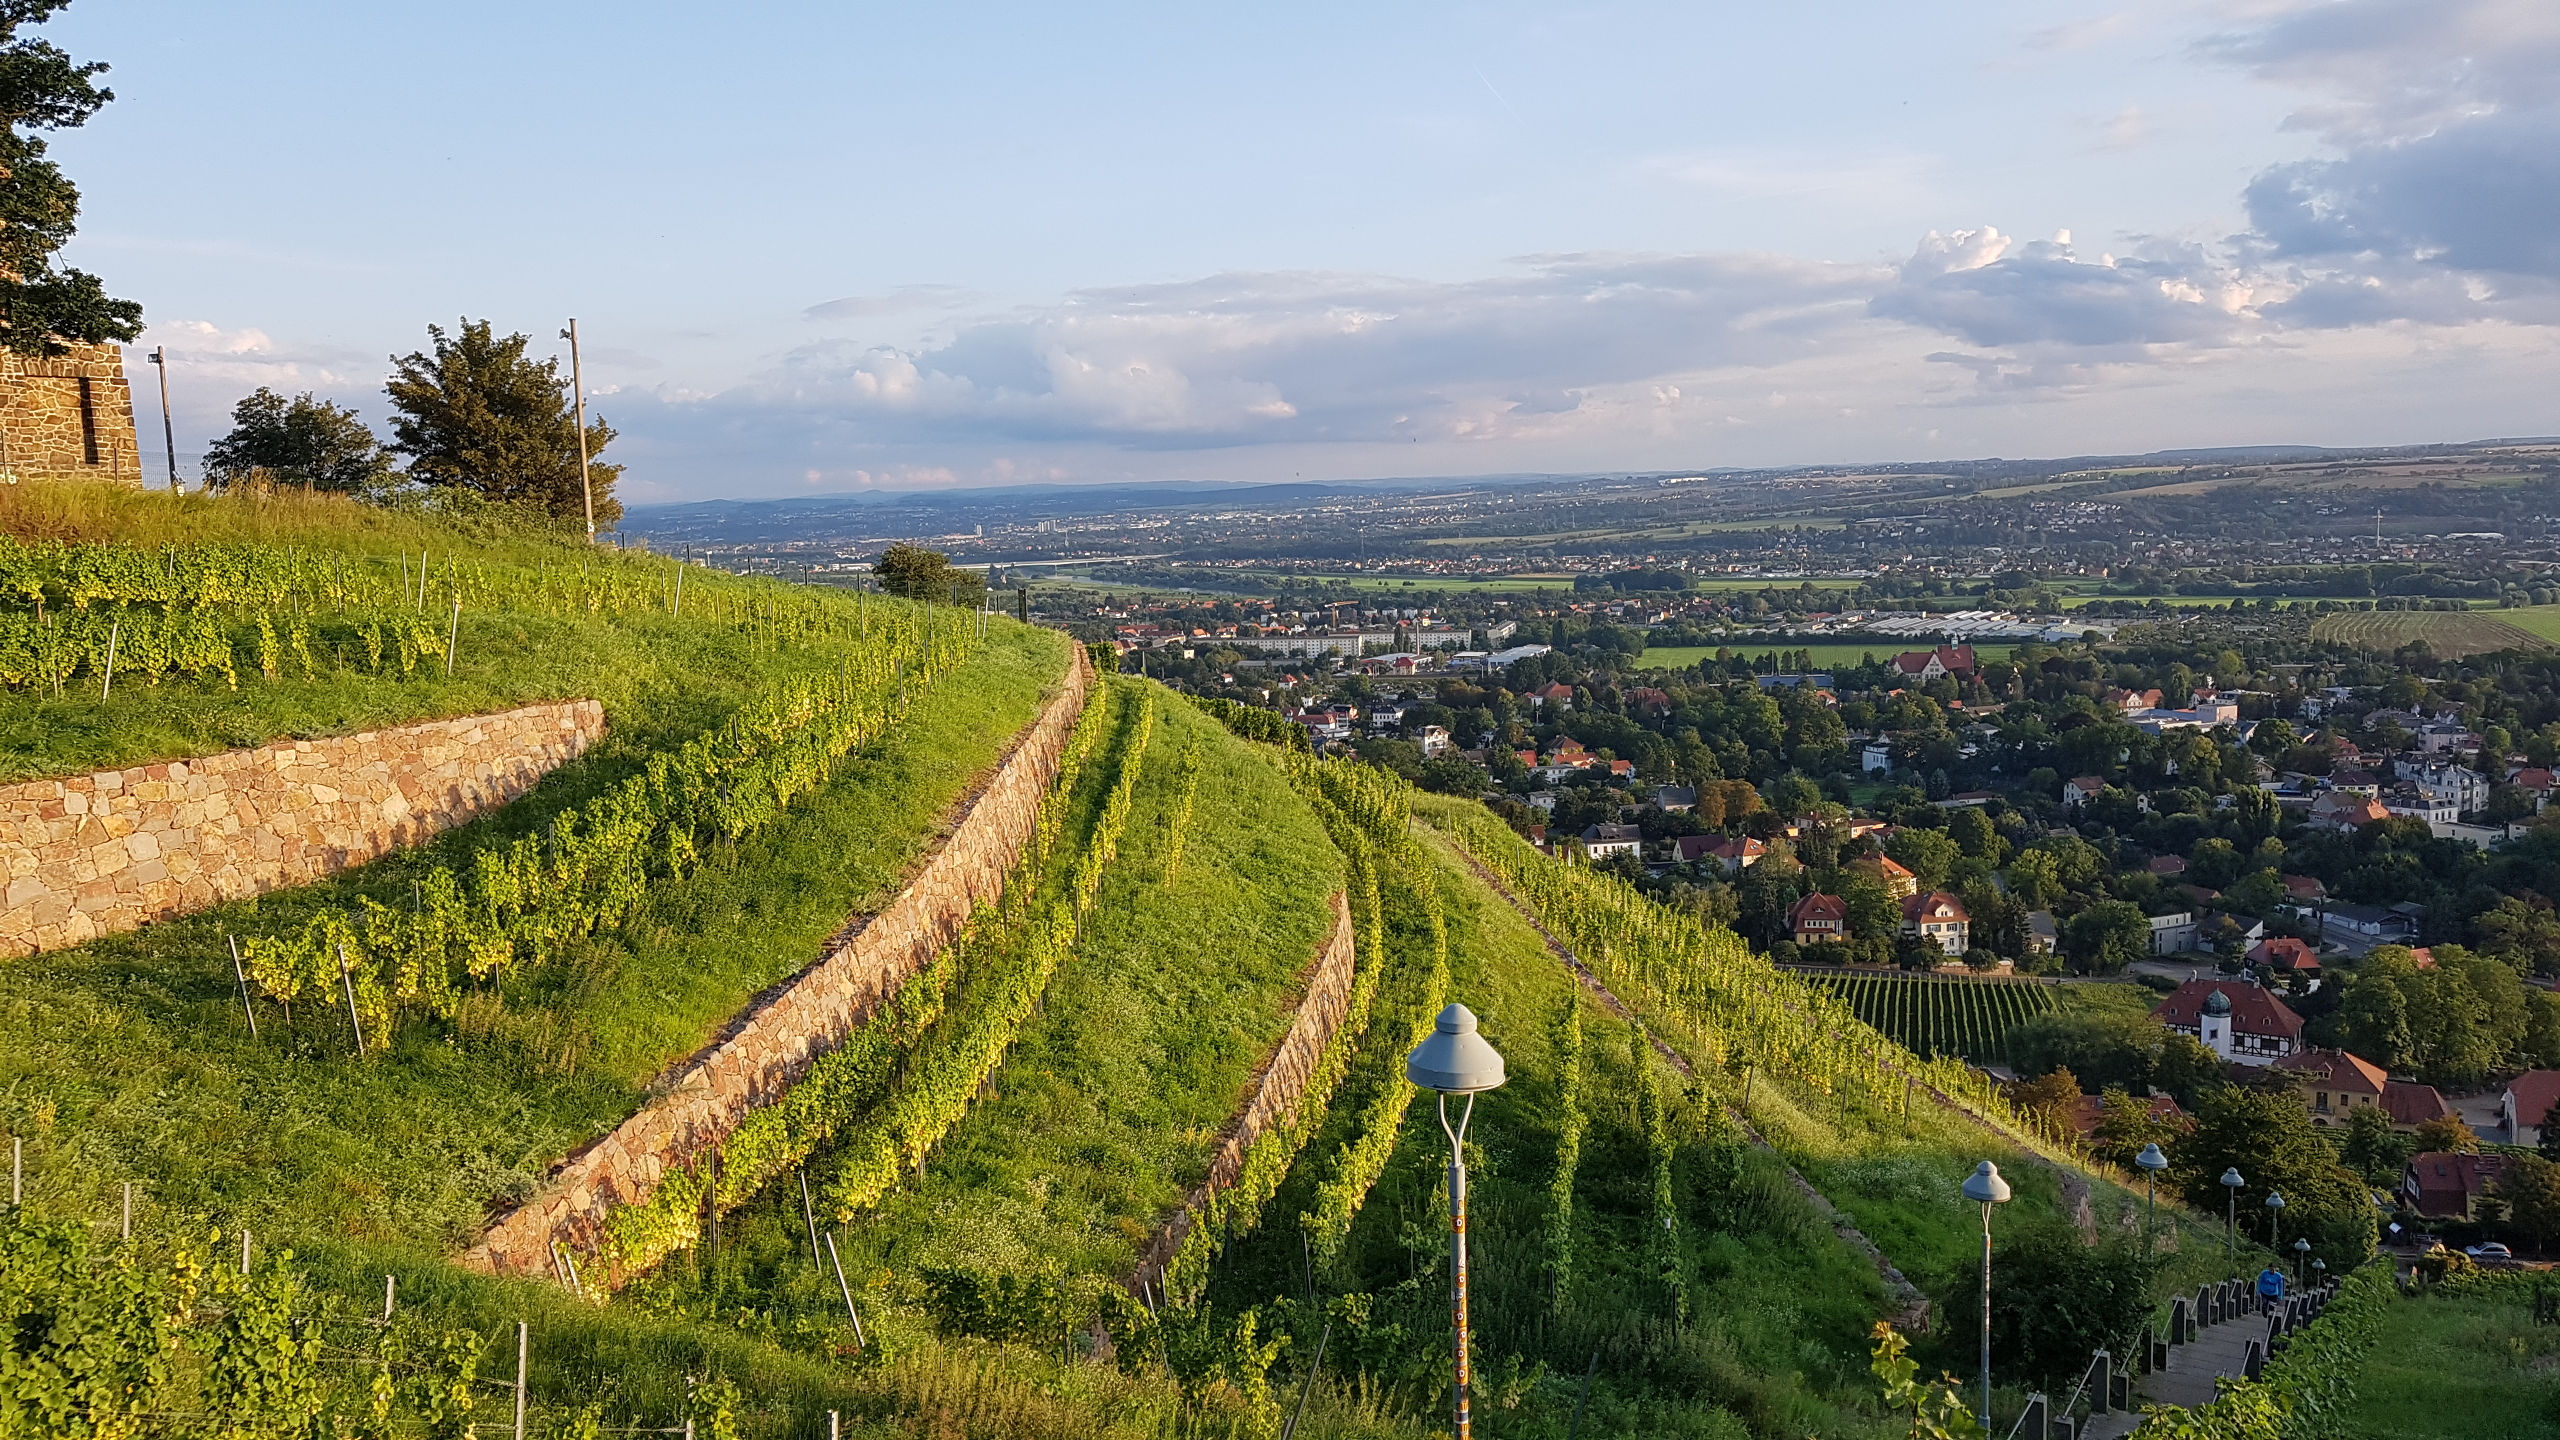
left=2467, top=1242, right=2517, bottom=1267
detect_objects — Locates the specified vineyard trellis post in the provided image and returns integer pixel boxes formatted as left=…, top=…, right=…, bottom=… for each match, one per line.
left=513, top=1320, right=529, bottom=1440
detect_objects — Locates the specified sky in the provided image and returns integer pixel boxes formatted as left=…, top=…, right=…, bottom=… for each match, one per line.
left=40, top=0, right=2560, bottom=502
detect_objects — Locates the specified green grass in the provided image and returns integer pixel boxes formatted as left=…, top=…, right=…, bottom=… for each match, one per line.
left=1802, top=973, right=2062, bottom=1064
left=2332, top=1286, right=2560, bottom=1440
left=629, top=683, right=1347, bottom=1321
left=0, top=622, right=1073, bottom=1251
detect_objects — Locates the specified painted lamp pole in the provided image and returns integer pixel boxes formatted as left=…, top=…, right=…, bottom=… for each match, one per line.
left=1962, top=1160, right=2013, bottom=1428
left=2294, top=1237, right=2311, bottom=1284
left=2265, top=1190, right=2286, bottom=1253
left=2220, top=1167, right=2246, bottom=1264
left=2135, top=1143, right=2168, bottom=1260
left=1407, top=1003, right=1507, bottom=1440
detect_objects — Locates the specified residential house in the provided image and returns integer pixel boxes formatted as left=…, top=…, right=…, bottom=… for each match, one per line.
left=2509, top=767, right=2558, bottom=811
left=2146, top=854, right=2189, bottom=879
left=2311, top=791, right=2392, bottom=832
left=2025, top=910, right=2059, bottom=956
left=1526, top=790, right=1561, bottom=812
left=2311, top=901, right=2422, bottom=943
left=1786, top=893, right=1850, bottom=947
left=1626, top=687, right=1673, bottom=715
left=2063, top=775, right=2105, bottom=809
left=2402, top=1151, right=2513, bottom=1219
left=1852, top=853, right=1919, bottom=900
left=2151, top=979, right=2303, bottom=1065
left=1862, top=741, right=1895, bottom=774
left=2399, top=759, right=2490, bottom=814
left=1887, top=644, right=1978, bottom=683
left=1698, top=836, right=1767, bottom=875
left=1531, top=682, right=1577, bottom=710
left=2105, top=687, right=2166, bottom=714
left=2500, top=1071, right=2560, bottom=1146
left=2146, top=911, right=2198, bottom=955
left=2247, top=936, right=2320, bottom=977
left=1653, top=785, right=1699, bottom=813
left=2280, top=874, right=2328, bottom=905
left=1901, top=891, right=1970, bottom=956
left=1418, top=725, right=1452, bottom=757
left=2271, top=1048, right=2448, bottom=1130
left=1580, top=824, right=1643, bottom=860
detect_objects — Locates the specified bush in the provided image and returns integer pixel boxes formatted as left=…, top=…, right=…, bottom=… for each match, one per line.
left=1985, top=1226, right=2160, bottom=1388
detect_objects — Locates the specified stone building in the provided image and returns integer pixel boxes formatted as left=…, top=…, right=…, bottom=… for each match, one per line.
left=0, top=342, right=146, bottom=485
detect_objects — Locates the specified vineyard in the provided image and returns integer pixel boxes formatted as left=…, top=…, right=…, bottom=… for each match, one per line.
left=1803, top=971, right=2062, bottom=1063
left=2309, top=608, right=2552, bottom=658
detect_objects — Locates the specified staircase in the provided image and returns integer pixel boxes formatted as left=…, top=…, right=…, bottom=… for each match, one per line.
left=2012, top=1275, right=2340, bottom=1440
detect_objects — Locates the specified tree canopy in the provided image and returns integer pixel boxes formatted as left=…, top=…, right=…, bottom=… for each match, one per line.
left=0, top=0, right=139, bottom=354
left=871, top=544, right=984, bottom=604
left=384, top=319, right=621, bottom=523
left=203, top=388, right=395, bottom=497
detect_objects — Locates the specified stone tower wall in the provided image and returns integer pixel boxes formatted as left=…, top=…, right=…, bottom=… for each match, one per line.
left=0, top=342, right=146, bottom=486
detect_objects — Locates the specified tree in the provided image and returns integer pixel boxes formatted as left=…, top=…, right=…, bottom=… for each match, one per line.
left=871, top=544, right=984, bottom=604
left=1841, top=874, right=1900, bottom=942
left=0, top=2, right=141, bottom=354
left=202, top=388, right=396, bottom=496
left=1418, top=755, right=1490, bottom=796
left=2089, top=1087, right=2181, bottom=1170
left=2171, top=1086, right=2375, bottom=1269
left=2339, top=1103, right=2413, bottom=1185
left=2007, top=1067, right=2082, bottom=1131
left=2063, top=900, right=2150, bottom=976
left=2005, top=849, right=2061, bottom=908
left=2412, top=1114, right=2480, bottom=1154
left=384, top=319, right=622, bottom=522
left=1885, top=827, right=1960, bottom=891
left=2505, top=1155, right=2560, bottom=1256
left=1987, top=1228, right=2158, bottom=1389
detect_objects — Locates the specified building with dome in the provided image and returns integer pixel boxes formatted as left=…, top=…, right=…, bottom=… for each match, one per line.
left=2150, top=977, right=2302, bottom=1066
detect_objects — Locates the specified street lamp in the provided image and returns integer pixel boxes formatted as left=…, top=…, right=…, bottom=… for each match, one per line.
left=1963, top=1160, right=2014, bottom=1428
left=2264, top=1190, right=2286, bottom=1253
left=2294, top=1237, right=2311, bottom=1285
left=2220, top=1168, right=2246, bottom=1264
left=2135, top=1143, right=2169, bottom=1260
left=1408, top=1003, right=1507, bottom=1440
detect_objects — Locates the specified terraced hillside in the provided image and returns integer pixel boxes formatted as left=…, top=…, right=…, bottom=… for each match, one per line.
left=1, top=492, right=2284, bottom=1440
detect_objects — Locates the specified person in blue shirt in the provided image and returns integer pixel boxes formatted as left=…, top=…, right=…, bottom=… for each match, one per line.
left=2256, top=1265, right=2287, bottom=1313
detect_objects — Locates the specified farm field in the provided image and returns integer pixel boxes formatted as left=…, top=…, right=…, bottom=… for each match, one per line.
left=1800, top=971, right=2063, bottom=1063
left=2311, top=608, right=2554, bottom=657
left=2330, top=1281, right=2560, bottom=1440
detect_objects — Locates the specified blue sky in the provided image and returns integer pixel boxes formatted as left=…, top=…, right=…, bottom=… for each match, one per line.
left=46, top=0, right=2560, bottom=500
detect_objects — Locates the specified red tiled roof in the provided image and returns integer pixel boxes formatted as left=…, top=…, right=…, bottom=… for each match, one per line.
left=2507, top=1071, right=2560, bottom=1131
left=2382, top=1080, right=2449, bottom=1127
left=2150, top=979, right=2305, bottom=1041
left=2147, top=854, right=2189, bottom=876
left=2272, top=1047, right=2387, bottom=1097
left=2281, top=874, right=2326, bottom=900
left=2405, top=1151, right=2511, bottom=1217
left=1901, top=890, right=1968, bottom=923
left=1788, top=893, right=1849, bottom=927
left=2249, top=936, right=2320, bottom=971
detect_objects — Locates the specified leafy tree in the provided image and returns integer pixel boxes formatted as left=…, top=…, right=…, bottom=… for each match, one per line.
left=2007, top=1066, right=2082, bottom=1129
left=2005, top=848, right=2061, bottom=907
left=2010, top=1011, right=2162, bottom=1095
left=1986, top=1228, right=2158, bottom=1388
left=384, top=319, right=622, bottom=522
left=0, top=1, right=141, bottom=353
left=2088, top=1087, right=2180, bottom=1170
left=203, top=388, right=396, bottom=496
left=2062, top=900, right=2150, bottom=975
left=2339, top=1103, right=2413, bottom=1185
left=2504, top=1155, right=2560, bottom=1256
left=2542, top=1099, right=2560, bottom=1165
left=2170, top=1086, right=2375, bottom=1269
left=871, top=543, right=984, bottom=603
left=2472, top=896, right=2560, bottom=977
left=1885, top=827, right=1960, bottom=891
left=1947, top=806, right=2003, bottom=861
left=1893, top=931, right=1947, bottom=971
left=1841, top=874, right=1900, bottom=941
left=1351, top=736, right=1425, bottom=783
left=1418, top=754, right=1489, bottom=796
left=2411, top=1114, right=2480, bottom=1154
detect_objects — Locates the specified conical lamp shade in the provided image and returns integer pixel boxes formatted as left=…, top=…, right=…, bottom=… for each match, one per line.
left=1407, top=1003, right=1507, bottom=1094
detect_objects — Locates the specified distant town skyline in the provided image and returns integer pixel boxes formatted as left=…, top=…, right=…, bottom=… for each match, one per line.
left=51, top=0, right=2560, bottom=502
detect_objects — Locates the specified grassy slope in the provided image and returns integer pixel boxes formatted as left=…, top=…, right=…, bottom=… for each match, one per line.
left=0, top=481, right=877, bottom=781
left=0, top=621, right=1071, bottom=1252
left=2310, top=607, right=2552, bottom=657
left=629, top=682, right=1347, bottom=1331
left=2334, top=1286, right=2560, bottom=1440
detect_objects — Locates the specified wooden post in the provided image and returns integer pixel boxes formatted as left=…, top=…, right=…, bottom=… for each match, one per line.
left=240, top=1229, right=251, bottom=1275
left=513, top=1321, right=529, bottom=1440
left=384, top=1273, right=397, bottom=1321
left=335, top=943, right=367, bottom=1055
left=227, top=935, right=259, bottom=1038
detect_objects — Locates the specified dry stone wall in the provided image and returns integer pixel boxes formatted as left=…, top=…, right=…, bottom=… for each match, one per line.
left=0, top=700, right=605, bottom=957
left=1131, top=889, right=1358, bottom=1298
left=465, top=646, right=1094, bottom=1279
left=0, top=342, right=146, bottom=485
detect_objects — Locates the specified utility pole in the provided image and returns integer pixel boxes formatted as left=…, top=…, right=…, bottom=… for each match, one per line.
left=561, top=320, right=595, bottom=540
left=146, top=347, right=178, bottom=493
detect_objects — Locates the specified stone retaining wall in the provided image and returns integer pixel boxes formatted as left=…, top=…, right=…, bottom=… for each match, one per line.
left=0, top=700, right=606, bottom=957
left=464, top=644, right=1094, bottom=1279
left=1132, top=889, right=1359, bottom=1298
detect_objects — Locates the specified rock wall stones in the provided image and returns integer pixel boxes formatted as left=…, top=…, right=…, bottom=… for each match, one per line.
left=1131, top=889, right=1359, bottom=1299
left=0, top=700, right=606, bottom=957
left=0, top=342, right=146, bottom=486
left=464, top=645, right=1095, bottom=1279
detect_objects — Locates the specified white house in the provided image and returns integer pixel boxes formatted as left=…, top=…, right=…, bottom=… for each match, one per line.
left=2147, top=912, right=2198, bottom=954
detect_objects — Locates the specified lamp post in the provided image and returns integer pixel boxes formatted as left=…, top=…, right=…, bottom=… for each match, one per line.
left=1408, top=1004, right=1507, bottom=1440
left=2220, top=1168, right=2246, bottom=1265
left=1963, top=1160, right=2013, bottom=1428
left=2135, top=1143, right=2168, bottom=1261
left=2293, top=1237, right=2311, bottom=1285
left=2264, top=1191, right=2286, bottom=1253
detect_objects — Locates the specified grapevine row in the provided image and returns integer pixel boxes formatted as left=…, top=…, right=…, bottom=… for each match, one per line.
left=1807, top=973, right=2061, bottom=1063
left=236, top=604, right=979, bottom=1041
